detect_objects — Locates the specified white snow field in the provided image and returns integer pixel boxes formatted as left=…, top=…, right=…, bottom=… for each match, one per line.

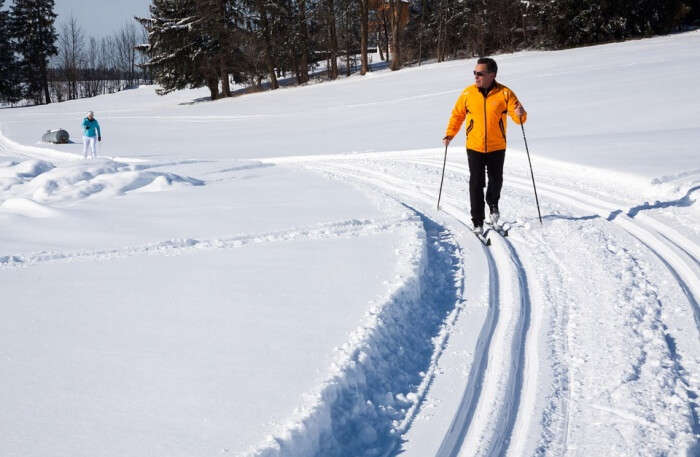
left=1, top=30, right=699, bottom=457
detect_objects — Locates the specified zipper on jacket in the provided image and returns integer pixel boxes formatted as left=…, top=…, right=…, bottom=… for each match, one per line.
left=483, top=92, right=488, bottom=153
left=466, top=119, right=474, bottom=135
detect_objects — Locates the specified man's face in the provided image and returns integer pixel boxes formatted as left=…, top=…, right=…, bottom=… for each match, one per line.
left=473, top=63, right=496, bottom=88
left=87, top=114, right=93, bottom=120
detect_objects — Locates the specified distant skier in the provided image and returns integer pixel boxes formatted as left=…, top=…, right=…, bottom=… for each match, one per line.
left=442, top=57, right=527, bottom=234
left=82, top=110, right=101, bottom=159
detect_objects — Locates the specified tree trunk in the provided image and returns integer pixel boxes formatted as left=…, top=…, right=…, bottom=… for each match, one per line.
left=377, top=31, right=385, bottom=60
left=381, top=15, right=390, bottom=61
left=437, top=9, right=446, bottom=62
left=326, top=0, right=338, bottom=80
left=344, top=11, right=351, bottom=76
left=293, top=51, right=301, bottom=84
left=418, top=0, right=425, bottom=65
left=41, top=62, right=51, bottom=104
left=257, top=0, right=279, bottom=89
left=207, top=76, right=219, bottom=100
left=359, top=0, right=369, bottom=74
left=345, top=49, right=351, bottom=77
left=221, top=71, right=231, bottom=97
left=389, top=0, right=401, bottom=71
left=296, top=0, right=310, bottom=83
left=266, top=48, right=279, bottom=89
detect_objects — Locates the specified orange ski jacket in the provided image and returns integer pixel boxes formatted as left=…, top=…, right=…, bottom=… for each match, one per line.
left=445, top=82, right=527, bottom=153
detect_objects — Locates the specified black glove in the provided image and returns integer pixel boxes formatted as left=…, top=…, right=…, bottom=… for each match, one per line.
left=98, top=136, right=102, bottom=142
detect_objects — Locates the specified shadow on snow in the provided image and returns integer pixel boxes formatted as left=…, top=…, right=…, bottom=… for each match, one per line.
left=315, top=205, right=463, bottom=457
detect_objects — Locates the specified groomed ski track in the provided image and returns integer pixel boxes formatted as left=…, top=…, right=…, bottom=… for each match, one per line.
left=265, top=152, right=540, bottom=457
left=407, top=156, right=700, bottom=331
left=263, top=148, right=699, bottom=457
left=309, top=160, right=536, bottom=457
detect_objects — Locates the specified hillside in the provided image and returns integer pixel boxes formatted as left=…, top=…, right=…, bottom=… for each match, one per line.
left=0, top=31, right=698, bottom=457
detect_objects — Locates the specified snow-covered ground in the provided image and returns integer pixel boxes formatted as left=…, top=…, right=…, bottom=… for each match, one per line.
left=1, top=31, right=698, bottom=457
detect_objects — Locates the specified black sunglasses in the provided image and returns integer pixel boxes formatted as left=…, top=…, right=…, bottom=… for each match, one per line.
left=473, top=71, right=491, bottom=77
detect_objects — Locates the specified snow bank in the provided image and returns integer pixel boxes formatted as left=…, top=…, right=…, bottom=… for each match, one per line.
left=0, top=197, right=61, bottom=218
left=0, top=157, right=204, bottom=208
left=0, top=126, right=81, bottom=161
left=247, top=212, right=463, bottom=457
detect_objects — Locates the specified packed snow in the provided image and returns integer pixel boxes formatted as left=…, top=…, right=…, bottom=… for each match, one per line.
left=0, top=31, right=698, bottom=457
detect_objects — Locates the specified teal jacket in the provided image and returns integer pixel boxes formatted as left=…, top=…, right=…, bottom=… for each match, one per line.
left=82, top=117, right=101, bottom=138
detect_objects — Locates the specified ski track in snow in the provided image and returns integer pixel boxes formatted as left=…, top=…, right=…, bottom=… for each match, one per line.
left=294, top=159, right=536, bottom=457
left=398, top=155, right=699, bottom=455
left=408, top=157, right=700, bottom=332
left=260, top=150, right=699, bottom=457
left=0, top=216, right=417, bottom=268
left=244, top=196, right=467, bottom=457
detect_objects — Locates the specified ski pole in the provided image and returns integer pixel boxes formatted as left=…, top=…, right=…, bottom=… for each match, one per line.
left=437, top=142, right=448, bottom=210
left=520, top=118, right=543, bottom=224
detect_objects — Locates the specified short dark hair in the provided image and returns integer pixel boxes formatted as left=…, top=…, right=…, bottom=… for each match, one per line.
left=477, top=57, right=497, bottom=74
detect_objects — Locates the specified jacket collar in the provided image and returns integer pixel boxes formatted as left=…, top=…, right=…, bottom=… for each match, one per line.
left=478, top=81, right=500, bottom=97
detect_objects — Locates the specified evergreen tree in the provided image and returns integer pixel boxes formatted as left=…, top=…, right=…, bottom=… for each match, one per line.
left=137, top=0, right=242, bottom=99
left=133, top=0, right=694, bottom=95
left=10, top=0, right=58, bottom=104
left=0, top=0, right=20, bottom=103
left=252, top=0, right=281, bottom=88
left=195, top=0, right=247, bottom=96
left=136, top=0, right=201, bottom=96
left=686, top=0, right=700, bottom=26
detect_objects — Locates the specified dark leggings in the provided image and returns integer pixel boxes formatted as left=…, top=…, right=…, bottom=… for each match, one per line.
left=467, top=149, right=505, bottom=226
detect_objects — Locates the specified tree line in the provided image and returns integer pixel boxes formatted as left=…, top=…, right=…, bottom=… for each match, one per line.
left=1, top=0, right=699, bottom=105
left=50, top=17, right=151, bottom=103
left=137, top=0, right=700, bottom=100
left=1, top=0, right=57, bottom=104
left=0, top=0, right=151, bottom=106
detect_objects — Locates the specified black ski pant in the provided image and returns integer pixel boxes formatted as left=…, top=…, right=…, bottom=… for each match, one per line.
left=467, top=149, right=505, bottom=226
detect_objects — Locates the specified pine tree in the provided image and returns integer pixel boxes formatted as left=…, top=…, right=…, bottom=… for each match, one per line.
left=254, top=0, right=281, bottom=88
left=686, top=0, right=700, bottom=26
left=137, top=0, right=245, bottom=99
left=136, top=0, right=201, bottom=96
left=10, top=0, right=58, bottom=104
left=0, top=0, right=20, bottom=103
left=195, top=0, right=247, bottom=97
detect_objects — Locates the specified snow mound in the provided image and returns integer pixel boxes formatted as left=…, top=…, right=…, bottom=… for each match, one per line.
left=0, top=159, right=204, bottom=204
left=131, top=174, right=183, bottom=192
left=0, top=159, right=55, bottom=178
left=0, top=159, right=55, bottom=191
left=0, top=197, right=61, bottom=218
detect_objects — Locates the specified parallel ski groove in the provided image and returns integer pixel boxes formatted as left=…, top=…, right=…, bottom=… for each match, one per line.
left=306, top=159, right=533, bottom=457
left=485, top=238, right=532, bottom=457
left=435, top=242, right=499, bottom=457
left=409, top=157, right=700, bottom=333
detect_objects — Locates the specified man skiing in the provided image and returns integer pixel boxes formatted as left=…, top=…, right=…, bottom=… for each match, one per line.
left=82, top=110, right=101, bottom=159
left=442, top=57, right=527, bottom=234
